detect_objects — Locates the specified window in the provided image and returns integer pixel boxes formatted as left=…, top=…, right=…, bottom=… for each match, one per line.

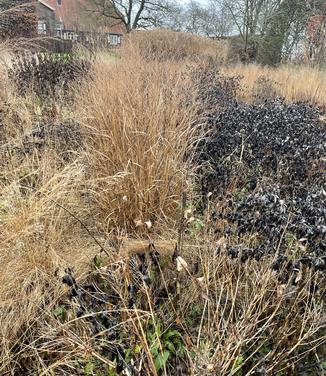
left=38, top=20, right=47, bottom=35
left=57, top=0, right=62, bottom=5
left=63, top=31, right=74, bottom=40
left=109, top=34, right=118, bottom=45
left=55, top=22, right=63, bottom=31
left=55, top=22, right=63, bottom=37
left=63, top=32, right=78, bottom=41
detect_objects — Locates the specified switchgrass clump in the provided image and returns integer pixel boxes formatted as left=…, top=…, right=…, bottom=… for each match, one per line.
left=76, top=55, right=200, bottom=233
left=121, top=29, right=229, bottom=64
left=223, top=64, right=326, bottom=110
left=0, top=145, right=93, bottom=374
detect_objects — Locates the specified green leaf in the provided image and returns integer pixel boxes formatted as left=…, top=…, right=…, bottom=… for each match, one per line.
left=155, top=321, right=162, bottom=337
left=235, top=355, right=244, bottom=367
left=147, top=332, right=155, bottom=342
left=260, top=344, right=271, bottom=355
left=163, top=329, right=181, bottom=341
left=151, top=345, right=159, bottom=357
left=233, top=355, right=245, bottom=375
left=106, top=367, right=117, bottom=376
left=92, top=255, right=103, bottom=269
left=166, top=341, right=176, bottom=355
left=321, top=360, right=326, bottom=370
left=155, top=351, right=170, bottom=372
left=84, top=360, right=95, bottom=375
left=53, top=305, right=65, bottom=318
left=134, top=344, right=142, bottom=354
left=178, top=346, right=186, bottom=357
left=194, top=218, right=205, bottom=230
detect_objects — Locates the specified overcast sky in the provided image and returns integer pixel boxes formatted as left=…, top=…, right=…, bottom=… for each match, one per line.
left=179, top=0, right=209, bottom=5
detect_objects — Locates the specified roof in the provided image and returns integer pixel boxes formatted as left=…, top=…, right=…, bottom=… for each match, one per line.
left=38, top=0, right=55, bottom=11
left=40, top=0, right=126, bottom=34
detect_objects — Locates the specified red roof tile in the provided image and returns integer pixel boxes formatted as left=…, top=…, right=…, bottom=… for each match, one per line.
left=41, top=0, right=126, bottom=34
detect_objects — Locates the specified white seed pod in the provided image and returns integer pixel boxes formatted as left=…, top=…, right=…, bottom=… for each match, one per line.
left=176, top=256, right=188, bottom=272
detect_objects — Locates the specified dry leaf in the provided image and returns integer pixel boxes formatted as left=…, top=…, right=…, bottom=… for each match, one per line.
left=134, top=220, right=143, bottom=227
left=285, top=285, right=298, bottom=299
left=176, top=256, right=188, bottom=272
left=184, top=208, right=192, bottom=219
left=215, top=237, right=226, bottom=254
left=295, top=268, right=303, bottom=284
left=144, top=221, right=152, bottom=229
left=277, top=284, right=286, bottom=298
left=184, top=334, right=192, bottom=346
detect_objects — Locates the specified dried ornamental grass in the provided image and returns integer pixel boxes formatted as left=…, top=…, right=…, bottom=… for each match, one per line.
left=76, top=56, right=199, bottom=233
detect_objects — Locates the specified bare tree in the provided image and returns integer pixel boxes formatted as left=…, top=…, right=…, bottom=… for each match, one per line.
left=204, top=0, right=233, bottom=37
left=88, top=0, right=174, bottom=32
left=221, top=0, right=262, bottom=48
left=160, top=2, right=185, bottom=32
left=166, top=0, right=270, bottom=39
left=164, top=0, right=232, bottom=37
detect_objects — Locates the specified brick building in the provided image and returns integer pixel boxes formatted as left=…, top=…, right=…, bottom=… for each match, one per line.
left=0, top=1, right=126, bottom=46
left=36, top=0, right=127, bottom=46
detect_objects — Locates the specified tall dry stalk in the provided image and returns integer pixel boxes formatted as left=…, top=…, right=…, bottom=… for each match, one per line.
left=121, top=29, right=229, bottom=64
left=223, top=63, right=326, bottom=109
left=76, top=55, right=200, bottom=233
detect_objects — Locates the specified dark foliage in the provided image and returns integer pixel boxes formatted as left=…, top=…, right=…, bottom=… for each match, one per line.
left=198, top=99, right=325, bottom=191
left=217, top=185, right=326, bottom=263
left=22, top=120, right=84, bottom=155
left=1, top=120, right=83, bottom=187
left=252, top=76, right=278, bottom=104
left=0, top=2, right=37, bottom=39
left=61, top=267, right=129, bottom=374
left=0, top=0, right=27, bottom=11
left=196, top=98, right=326, bottom=260
left=191, top=63, right=241, bottom=112
left=228, top=36, right=260, bottom=64
left=8, top=53, right=91, bottom=97
left=56, top=247, right=188, bottom=375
